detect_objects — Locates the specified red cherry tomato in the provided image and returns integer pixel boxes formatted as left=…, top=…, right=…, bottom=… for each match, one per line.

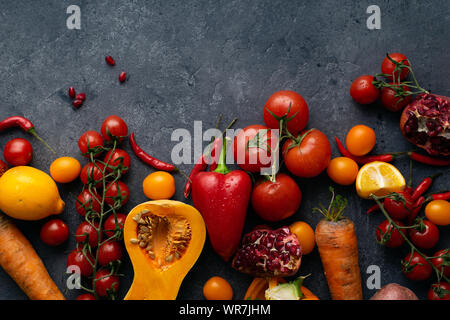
left=381, top=53, right=410, bottom=81
left=282, top=129, right=331, bottom=178
left=101, top=115, right=128, bottom=142
left=75, top=221, right=101, bottom=248
left=40, top=219, right=69, bottom=246
left=408, top=219, right=440, bottom=250
left=80, top=162, right=105, bottom=187
left=104, top=213, right=127, bottom=238
left=233, top=125, right=277, bottom=173
left=383, top=192, right=414, bottom=220
left=94, top=269, right=120, bottom=297
left=104, top=149, right=131, bottom=174
left=76, top=189, right=101, bottom=217
left=3, top=138, right=33, bottom=166
left=350, top=75, right=380, bottom=105
left=251, top=173, right=301, bottom=222
left=375, top=219, right=406, bottom=248
left=431, top=249, right=450, bottom=278
left=98, top=241, right=123, bottom=266
left=428, top=282, right=450, bottom=300
left=67, top=248, right=94, bottom=277
left=105, top=181, right=130, bottom=208
left=263, top=90, right=309, bottom=135
left=401, top=252, right=432, bottom=281
left=76, top=293, right=96, bottom=300
left=78, top=131, right=104, bottom=157
left=380, top=84, right=412, bottom=112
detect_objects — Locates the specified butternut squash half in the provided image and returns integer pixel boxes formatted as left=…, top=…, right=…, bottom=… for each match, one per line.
left=124, top=200, right=206, bottom=300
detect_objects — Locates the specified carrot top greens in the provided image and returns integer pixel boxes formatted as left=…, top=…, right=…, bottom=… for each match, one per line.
left=313, top=187, right=348, bottom=222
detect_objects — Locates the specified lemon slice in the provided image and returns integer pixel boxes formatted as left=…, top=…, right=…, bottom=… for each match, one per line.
left=355, top=161, right=406, bottom=199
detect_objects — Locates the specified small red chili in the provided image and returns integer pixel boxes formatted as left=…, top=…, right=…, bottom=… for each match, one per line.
left=0, top=116, right=55, bottom=154
left=407, top=196, right=426, bottom=225
left=428, top=191, right=450, bottom=201
left=334, top=136, right=395, bottom=164
left=411, top=173, right=441, bottom=202
left=408, top=152, right=450, bottom=166
left=129, top=132, right=177, bottom=172
left=366, top=203, right=380, bottom=215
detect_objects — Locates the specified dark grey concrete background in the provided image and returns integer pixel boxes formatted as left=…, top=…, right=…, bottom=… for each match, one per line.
left=0, top=0, right=448, bottom=300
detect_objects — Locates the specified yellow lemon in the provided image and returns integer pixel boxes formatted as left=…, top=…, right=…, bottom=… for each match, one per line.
left=0, top=166, right=65, bottom=220
left=355, top=161, right=405, bottom=199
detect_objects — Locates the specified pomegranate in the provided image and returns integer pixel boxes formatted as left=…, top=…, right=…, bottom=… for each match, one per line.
left=68, top=87, right=76, bottom=99
left=232, top=227, right=302, bottom=277
left=400, top=94, right=450, bottom=157
left=119, top=71, right=127, bottom=83
left=105, top=55, right=116, bottom=66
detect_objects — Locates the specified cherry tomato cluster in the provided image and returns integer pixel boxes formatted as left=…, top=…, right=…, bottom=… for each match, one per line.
left=350, top=53, right=427, bottom=112
left=232, top=90, right=330, bottom=223
left=370, top=172, right=449, bottom=300
left=67, top=115, right=130, bottom=300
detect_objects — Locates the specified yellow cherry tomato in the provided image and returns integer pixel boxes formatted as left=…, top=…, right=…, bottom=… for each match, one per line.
left=49, top=157, right=81, bottom=183
left=425, top=200, right=450, bottom=226
left=203, top=276, right=233, bottom=300
left=345, top=124, right=376, bottom=156
left=289, top=221, right=315, bottom=255
left=326, top=157, right=359, bottom=186
left=142, top=171, right=175, bottom=200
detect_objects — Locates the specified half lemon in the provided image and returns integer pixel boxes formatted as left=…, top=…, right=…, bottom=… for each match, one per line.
left=355, top=161, right=405, bottom=199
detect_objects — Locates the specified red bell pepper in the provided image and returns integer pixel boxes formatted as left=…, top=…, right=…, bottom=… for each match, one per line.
left=192, top=138, right=252, bottom=261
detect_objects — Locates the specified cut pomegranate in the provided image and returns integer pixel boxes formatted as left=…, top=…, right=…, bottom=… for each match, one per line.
left=119, top=71, right=127, bottom=83
left=400, top=94, right=450, bottom=157
left=72, top=99, right=83, bottom=109
left=68, top=87, right=76, bottom=99
left=105, top=55, right=116, bottom=66
left=232, top=227, right=302, bottom=277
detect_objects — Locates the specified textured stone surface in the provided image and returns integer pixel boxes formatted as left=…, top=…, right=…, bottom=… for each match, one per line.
left=0, top=0, right=448, bottom=300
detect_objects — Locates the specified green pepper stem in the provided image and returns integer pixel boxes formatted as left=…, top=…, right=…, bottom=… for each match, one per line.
left=213, top=137, right=231, bottom=175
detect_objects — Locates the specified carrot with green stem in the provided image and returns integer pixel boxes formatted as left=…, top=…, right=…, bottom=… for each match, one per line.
left=314, top=187, right=363, bottom=300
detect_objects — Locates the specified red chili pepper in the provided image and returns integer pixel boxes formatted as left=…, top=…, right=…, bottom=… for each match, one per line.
left=408, top=152, right=450, bottom=166
left=428, top=191, right=450, bottom=201
left=0, top=116, right=55, bottom=154
left=407, top=196, right=426, bottom=225
left=129, top=132, right=177, bottom=172
left=334, top=136, right=394, bottom=164
left=366, top=204, right=380, bottom=215
left=411, top=173, right=441, bottom=202
left=191, top=139, right=252, bottom=261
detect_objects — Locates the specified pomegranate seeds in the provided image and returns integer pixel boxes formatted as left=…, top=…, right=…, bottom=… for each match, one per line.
left=76, top=93, right=86, bottom=101
left=105, top=55, right=116, bottom=66
left=68, top=87, right=76, bottom=99
left=232, top=227, right=302, bottom=277
left=72, top=99, right=83, bottom=109
left=119, top=71, right=127, bottom=83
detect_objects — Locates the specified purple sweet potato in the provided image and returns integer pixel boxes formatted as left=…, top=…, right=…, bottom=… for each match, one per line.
left=370, top=283, right=418, bottom=300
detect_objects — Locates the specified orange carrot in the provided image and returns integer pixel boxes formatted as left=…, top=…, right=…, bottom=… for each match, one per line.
left=0, top=213, right=65, bottom=300
left=314, top=187, right=363, bottom=300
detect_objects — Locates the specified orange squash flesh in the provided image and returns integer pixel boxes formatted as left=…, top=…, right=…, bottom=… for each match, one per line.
left=124, top=200, right=206, bottom=300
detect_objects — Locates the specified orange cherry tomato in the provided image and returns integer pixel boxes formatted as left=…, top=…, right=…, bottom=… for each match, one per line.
left=203, top=276, right=233, bottom=300
left=142, top=171, right=175, bottom=200
left=425, top=200, right=450, bottom=226
left=326, top=157, right=359, bottom=186
left=50, top=157, right=81, bottom=183
left=289, top=221, right=315, bottom=255
left=345, top=125, right=376, bottom=156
